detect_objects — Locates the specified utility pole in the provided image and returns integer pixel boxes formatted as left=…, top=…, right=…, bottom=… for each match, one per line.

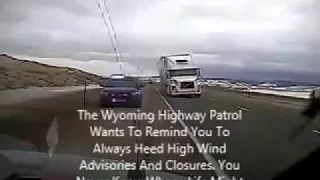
left=137, top=66, right=141, bottom=77
left=84, top=80, right=87, bottom=108
left=119, top=62, right=123, bottom=74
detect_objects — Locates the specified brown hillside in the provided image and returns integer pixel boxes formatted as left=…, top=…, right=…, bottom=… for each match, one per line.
left=0, top=54, right=104, bottom=90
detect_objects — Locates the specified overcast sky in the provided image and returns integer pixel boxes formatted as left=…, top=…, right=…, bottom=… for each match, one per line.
left=0, top=0, right=319, bottom=78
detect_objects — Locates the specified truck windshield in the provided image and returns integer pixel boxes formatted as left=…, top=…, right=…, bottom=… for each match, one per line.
left=169, top=69, right=200, bottom=77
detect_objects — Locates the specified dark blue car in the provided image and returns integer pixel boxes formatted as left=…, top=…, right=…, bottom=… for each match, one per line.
left=99, top=77, right=142, bottom=108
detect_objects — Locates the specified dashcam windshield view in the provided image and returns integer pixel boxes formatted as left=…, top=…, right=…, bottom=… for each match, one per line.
left=0, top=0, right=319, bottom=180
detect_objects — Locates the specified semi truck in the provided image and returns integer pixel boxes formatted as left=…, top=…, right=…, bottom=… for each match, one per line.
left=158, top=53, right=202, bottom=97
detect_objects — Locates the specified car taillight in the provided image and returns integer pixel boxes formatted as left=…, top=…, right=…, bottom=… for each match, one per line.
left=132, top=91, right=141, bottom=96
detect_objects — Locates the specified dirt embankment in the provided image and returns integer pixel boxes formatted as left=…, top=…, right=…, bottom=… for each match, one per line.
left=0, top=54, right=105, bottom=90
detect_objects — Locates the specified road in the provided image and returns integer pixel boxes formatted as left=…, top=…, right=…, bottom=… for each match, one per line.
left=162, top=86, right=319, bottom=180
left=0, top=84, right=319, bottom=180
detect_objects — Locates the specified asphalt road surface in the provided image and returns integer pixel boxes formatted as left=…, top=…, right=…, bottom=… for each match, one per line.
left=161, top=85, right=319, bottom=180
left=0, top=84, right=319, bottom=180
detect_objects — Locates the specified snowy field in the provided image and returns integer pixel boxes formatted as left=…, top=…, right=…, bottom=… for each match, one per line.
left=244, top=89, right=311, bottom=99
left=204, top=80, right=317, bottom=99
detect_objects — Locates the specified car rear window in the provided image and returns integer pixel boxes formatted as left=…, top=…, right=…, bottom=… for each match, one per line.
left=105, top=79, right=138, bottom=88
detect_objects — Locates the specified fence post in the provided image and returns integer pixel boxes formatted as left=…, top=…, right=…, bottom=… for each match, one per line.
left=84, top=80, right=87, bottom=107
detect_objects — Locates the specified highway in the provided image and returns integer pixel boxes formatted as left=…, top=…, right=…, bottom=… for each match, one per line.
left=161, top=86, right=319, bottom=180
left=0, top=84, right=319, bottom=180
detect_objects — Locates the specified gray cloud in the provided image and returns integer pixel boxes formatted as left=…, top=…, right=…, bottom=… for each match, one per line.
left=0, top=0, right=319, bottom=78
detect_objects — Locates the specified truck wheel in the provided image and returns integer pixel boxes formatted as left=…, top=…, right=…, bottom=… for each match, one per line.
left=161, top=86, right=166, bottom=95
left=166, top=87, right=171, bottom=97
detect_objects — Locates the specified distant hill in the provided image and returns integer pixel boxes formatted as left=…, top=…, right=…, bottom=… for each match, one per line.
left=0, top=54, right=104, bottom=90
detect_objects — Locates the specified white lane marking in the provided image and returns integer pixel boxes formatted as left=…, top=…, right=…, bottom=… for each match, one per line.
left=238, top=106, right=250, bottom=112
left=313, top=130, right=320, bottom=134
left=211, top=98, right=215, bottom=101
left=46, top=117, right=59, bottom=157
left=154, top=87, right=230, bottom=180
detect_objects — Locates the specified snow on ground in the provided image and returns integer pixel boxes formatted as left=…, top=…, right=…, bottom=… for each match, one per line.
left=204, top=80, right=317, bottom=99
left=246, top=89, right=311, bottom=99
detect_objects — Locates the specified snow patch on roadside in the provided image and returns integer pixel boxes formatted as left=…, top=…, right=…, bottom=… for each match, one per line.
left=204, top=80, right=317, bottom=99
left=246, top=89, right=311, bottom=99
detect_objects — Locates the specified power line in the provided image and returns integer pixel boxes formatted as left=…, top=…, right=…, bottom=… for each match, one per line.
left=95, top=0, right=118, bottom=59
left=95, top=0, right=122, bottom=72
left=102, top=0, right=122, bottom=62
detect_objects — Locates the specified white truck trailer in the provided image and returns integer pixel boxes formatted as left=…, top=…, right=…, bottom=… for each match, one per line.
left=158, top=53, right=202, bottom=97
